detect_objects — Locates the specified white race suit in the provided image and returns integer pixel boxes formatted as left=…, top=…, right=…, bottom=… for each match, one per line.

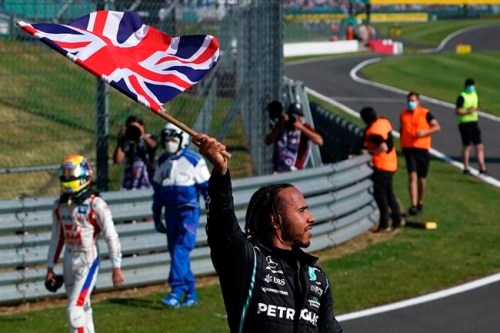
left=47, top=194, right=122, bottom=333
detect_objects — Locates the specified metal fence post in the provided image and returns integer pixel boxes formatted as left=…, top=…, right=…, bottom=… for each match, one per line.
left=95, top=0, right=110, bottom=191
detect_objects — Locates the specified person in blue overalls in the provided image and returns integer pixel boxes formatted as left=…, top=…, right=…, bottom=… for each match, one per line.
left=152, top=123, right=210, bottom=308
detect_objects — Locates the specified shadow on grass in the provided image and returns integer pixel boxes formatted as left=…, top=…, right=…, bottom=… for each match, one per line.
left=0, top=315, right=30, bottom=322
left=106, top=297, right=164, bottom=310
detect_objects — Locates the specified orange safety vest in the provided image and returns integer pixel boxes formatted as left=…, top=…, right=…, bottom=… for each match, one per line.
left=400, top=106, right=432, bottom=150
left=365, top=117, right=397, bottom=172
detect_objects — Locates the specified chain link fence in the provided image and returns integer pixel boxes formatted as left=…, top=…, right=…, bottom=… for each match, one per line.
left=0, top=0, right=283, bottom=199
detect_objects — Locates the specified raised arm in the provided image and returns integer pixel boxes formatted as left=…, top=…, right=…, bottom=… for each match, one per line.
left=298, top=122, right=324, bottom=146
left=192, top=134, right=228, bottom=175
left=192, top=134, right=253, bottom=272
left=113, top=127, right=127, bottom=164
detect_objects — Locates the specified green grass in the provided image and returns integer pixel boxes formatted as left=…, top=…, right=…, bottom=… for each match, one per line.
left=372, top=19, right=499, bottom=51
left=0, top=39, right=250, bottom=198
left=361, top=51, right=500, bottom=117
left=3, top=82, right=500, bottom=332
left=2, top=145, right=500, bottom=332
left=0, top=285, right=229, bottom=333
left=334, top=155, right=500, bottom=310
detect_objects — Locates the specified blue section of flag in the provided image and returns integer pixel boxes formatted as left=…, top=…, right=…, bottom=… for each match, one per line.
left=18, top=10, right=219, bottom=111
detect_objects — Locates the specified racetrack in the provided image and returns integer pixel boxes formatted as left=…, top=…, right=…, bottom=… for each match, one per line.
left=339, top=274, right=500, bottom=332
left=286, top=24, right=500, bottom=185
left=285, top=24, right=500, bottom=332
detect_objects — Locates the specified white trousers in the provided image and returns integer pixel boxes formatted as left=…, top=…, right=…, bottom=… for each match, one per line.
left=64, top=249, right=100, bottom=333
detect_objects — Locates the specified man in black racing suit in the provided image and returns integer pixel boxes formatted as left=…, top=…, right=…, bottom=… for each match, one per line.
left=193, top=133, right=343, bottom=333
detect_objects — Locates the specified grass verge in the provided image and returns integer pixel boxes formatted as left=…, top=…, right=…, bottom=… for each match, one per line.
left=372, top=19, right=499, bottom=51
left=361, top=51, right=500, bottom=117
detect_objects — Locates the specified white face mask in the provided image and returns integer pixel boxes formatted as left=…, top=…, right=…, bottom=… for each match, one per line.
left=164, top=139, right=180, bottom=154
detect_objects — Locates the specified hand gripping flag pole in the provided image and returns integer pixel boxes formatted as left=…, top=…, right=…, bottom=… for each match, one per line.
left=17, top=10, right=230, bottom=158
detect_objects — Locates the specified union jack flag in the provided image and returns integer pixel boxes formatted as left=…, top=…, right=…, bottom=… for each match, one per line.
left=17, top=10, right=219, bottom=112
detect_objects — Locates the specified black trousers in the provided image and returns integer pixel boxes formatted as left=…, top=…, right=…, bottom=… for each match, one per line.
left=372, top=169, right=401, bottom=228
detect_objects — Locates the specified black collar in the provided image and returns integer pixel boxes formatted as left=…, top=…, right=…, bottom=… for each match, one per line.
left=255, top=241, right=318, bottom=266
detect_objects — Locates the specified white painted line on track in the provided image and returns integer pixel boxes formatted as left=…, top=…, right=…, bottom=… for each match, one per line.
left=310, top=80, right=500, bottom=318
left=427, top=147, right=500, bottom=187
left=332, top=96, right=402, bottom=103
left=350, top=58, right=500, bottom=122
left=435, top=23, right=500, bottom=52
left=306, top=85, right=500, bottom=189
left=304, top=24, right=500, bottom=322
left=338, top=273, right=500, bottom=322
left=306, top=86, right=361, bottom=119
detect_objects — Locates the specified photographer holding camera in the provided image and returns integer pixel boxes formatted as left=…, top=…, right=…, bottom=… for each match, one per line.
left=265, top=101, right=323, bottom=173
left=113, top=115, right=158, bottom=190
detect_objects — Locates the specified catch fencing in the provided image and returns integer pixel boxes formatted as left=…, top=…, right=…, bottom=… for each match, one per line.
left=0, top=154, right=377, bottom=305
left=0, top=0, right=282, bottom=199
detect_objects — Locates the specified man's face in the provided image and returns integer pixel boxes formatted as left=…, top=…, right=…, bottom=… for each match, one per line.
left=407, top=94, right=419, bottom=111
left=164, top=136, right=181, bottom=154
left=276, top=187, right=315, bottom=248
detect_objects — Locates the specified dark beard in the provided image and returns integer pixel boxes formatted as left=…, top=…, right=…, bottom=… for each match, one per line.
left=280, top=221, right=310, bottom=248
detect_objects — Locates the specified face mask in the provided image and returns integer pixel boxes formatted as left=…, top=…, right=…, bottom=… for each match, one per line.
left=165, top=140, right=180, bottom=154
left=465, top=85, right=475, bottom=93
left=407, top=101, right=417, bottom=110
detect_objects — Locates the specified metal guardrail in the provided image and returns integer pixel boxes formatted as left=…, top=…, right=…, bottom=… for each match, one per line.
left=0, top=155, right=377, bottom=304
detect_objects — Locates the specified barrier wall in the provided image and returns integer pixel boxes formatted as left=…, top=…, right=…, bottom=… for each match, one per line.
left=0, top=155, right=377, bottom=304
left=284, top=40, right=360, bottom=57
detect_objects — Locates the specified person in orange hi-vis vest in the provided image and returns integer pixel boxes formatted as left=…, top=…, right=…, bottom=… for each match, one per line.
left=360, top=107, right=402, bottom=232
left=399, top=92, right=441, bottom=216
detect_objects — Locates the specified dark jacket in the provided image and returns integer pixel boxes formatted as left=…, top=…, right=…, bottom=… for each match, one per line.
left=207, top=171, right=343, bottom=333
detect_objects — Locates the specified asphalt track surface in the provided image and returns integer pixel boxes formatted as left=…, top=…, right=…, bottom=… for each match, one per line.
left=286, top=23, right=500, bottom=185
left=285, top=24, right=500, bottom=332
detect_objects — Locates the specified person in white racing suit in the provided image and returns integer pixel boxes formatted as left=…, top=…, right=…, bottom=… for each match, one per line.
left=46, top=154, right=124, bottom=333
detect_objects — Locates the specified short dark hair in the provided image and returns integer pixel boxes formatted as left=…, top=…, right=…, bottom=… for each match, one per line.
left=465, top=78, right=475, bottom=86
left=245, top=184, right=294, bottom=242
left=407, top=91, right=419, bottom=100
left=125, top=115, right=143, bottom=126
left=360, top=106, right=377, bottom=124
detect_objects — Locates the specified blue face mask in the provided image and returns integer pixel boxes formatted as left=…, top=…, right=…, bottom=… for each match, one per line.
left=407, top=101, right=417, bottom=110
left=465, top=85, right=475, bottom=93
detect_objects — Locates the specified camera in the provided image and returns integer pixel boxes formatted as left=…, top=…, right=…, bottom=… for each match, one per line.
left=267, top=101, right=303, bottom=130
left=285, top=103, right=303, bottom=130
left=124, top=123, right=142, bottom=143
left=121, top=122, right=144, bottom=158
left=267, top=101, right=283, bottom=121
left=285, top=114, right=297, bottom=130
left=267, top=101, right=284, bottom=130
